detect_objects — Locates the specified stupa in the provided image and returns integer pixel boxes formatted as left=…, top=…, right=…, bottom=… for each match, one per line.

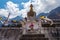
left=27, top=4, right=36, bottom=20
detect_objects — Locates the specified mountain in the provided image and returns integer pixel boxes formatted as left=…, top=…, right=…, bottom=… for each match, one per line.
left=36, top=13, right=49, bottom=18
left=0, top=15, right=7, bottom=21
left=0, top=15, right=7, bottom=27
left=48, top=7, right=60, bottom=19
left=11, top=16, right=23, bottom=21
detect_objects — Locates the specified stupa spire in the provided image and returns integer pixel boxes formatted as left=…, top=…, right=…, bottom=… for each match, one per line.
left=30, top=4, right=33, bottom=11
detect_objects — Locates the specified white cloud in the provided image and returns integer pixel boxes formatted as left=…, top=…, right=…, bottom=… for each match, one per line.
left=21, top=0, right=60, bottom=15
left=0, top=9, right=9, bottom=17
left=45, top=0, right=56, bottom=5
left=21, top=0, right=31, bottom=17
left=6, top=1, right=20, bottom=18
left=0, top=1, right=21, bottom=19
left=0, top=0, right=60, bottom=18
left=20, top=9, right=27, bottom=17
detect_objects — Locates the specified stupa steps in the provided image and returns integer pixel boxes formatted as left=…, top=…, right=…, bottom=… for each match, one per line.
left=22, top=34, right=45, bottom=37
left=20, top=34, right=49, bottom=40
left=20, top=38, right=48, bottom=40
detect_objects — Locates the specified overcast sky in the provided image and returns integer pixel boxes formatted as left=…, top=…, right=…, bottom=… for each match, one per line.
left=0, top=0, right=60, bottom=19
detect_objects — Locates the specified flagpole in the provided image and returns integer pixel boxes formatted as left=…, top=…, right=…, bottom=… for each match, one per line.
left=7, top=13, right=10, bottom=21
left=4, top=13, right=10, bottom=24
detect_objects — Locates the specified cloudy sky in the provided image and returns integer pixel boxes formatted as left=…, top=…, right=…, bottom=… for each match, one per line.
left=0, top=0, right=60, bottom=19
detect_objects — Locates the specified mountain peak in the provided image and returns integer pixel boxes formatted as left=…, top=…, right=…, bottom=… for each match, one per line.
left=11, top=16, right=23, bottom=21
left=48, top=6, right=60, bottom=19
